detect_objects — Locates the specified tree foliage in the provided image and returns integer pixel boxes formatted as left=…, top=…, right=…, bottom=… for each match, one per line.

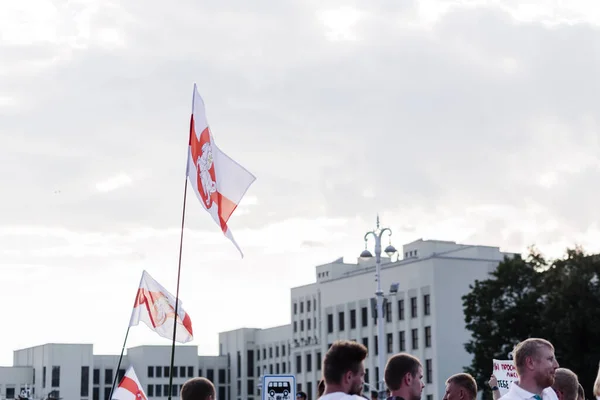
left=463, top=247, right=600, bottom=399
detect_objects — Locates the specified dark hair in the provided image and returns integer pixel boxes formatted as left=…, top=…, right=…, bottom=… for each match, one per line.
left=323, top=340, right=368, bottom=384
left=180, top=377, right=215, bottom=400
left=384, top=353, right=421, bottom=391
left=297, top=391, right=307, bottom=400
left=371, top=390, right=378, bottom=397
left=318, top=379, right=325, bottom=397
left=446, top=373, right=477, bottom=400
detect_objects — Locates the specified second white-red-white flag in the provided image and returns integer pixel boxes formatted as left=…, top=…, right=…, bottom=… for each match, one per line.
left=186, top=84, right=256, bottom=257
left=129, top=270, right=193, bottom=343
left=111, top=366, right=147, bottom=400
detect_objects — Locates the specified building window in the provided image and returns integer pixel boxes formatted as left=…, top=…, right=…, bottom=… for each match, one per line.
left=386, top=333, right=393, bottom=353
left=307, top=300, right=311, bottom=312
left=426, top=359, right=432, bottom=383
left=93, top=369, right=99, bottom=385
left=399, top=331, right=405, bottom=351
left=248, top=350, right=256, bottom=376
left=172, top=367, right=178, bottom=378
left=425, top=326, right=432, bottom=347
left=301, top=320, right=304, bottom=331
left=118, top=369, right=125, bottom=381
left=219, top=369, right=226, bottom=383
left=338, top=311, right=345, bottom=331
left=156, top=367, right=162, bottom=378
left=282, top=362, right=286, bottom=373
left=6, top=389, right=15, bottom=400
left=282, top=345, right=286, bottom=356
left=350, top=309, right=356, bottom=329
left=294, top=303, right=297, bottom=314
left=374, top=336, right=378, bottom=355
left=386, top=301, right=392, bottom=322
left=327, top=314, right=333, bottom=333
left=294, top=321, right=297, bottom=332
left=43, top=366, right=46, bottom=388
left=276, top=346, right=279, bottom=357
left=296, top=355, right=302, bottom=373
left=362, top=337, right=368, bottom=350
left=398, top=300, right=405, bottom=320
left=411, top=328, right=418, bottom=349
left=317, top=352, right=322, bottom=371
left=424, top=294, right=431, bottom=316
left=361, top=307, right=368, bottom=327
left=180, top=366, right=186, bottom=377
left=198, top=368, right=202, bottom=377
left=306, top=353, right=312, bottom=372
left=276, top=363, right=280, bottom=374
left=81, top=366, right=89, bottom=397
left=263, top=348, right=266, bottom=359
left=147, top=385, right=154, bottom=397
left=365, top=368, right=369, bottom=383
left=52, top=366, right=60, bottom=387
left=307, top=318, right=311, bottom=330
left=104, top=387, right=111, bottom=400
left=188, top=366, right=194, bottom=378
left=147, top=366, right=154, bottom=378
left=269, top=347, right=273, bottom=358
left=411, top=297, right=417, bottom=318
left=156, top=385, right=162, bottom=397
left=247, top=379, right=255, bottom=396
left=93, top=387, right=99, bottom=400
left=300, top=302, right=304, bottom=313
left=207, top=369, right=214, bottom=383
left=164, top=366, right=170, bottom=378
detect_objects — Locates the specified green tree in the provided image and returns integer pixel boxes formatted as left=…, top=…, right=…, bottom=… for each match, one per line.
left=463, top=246, right=600, bottom=399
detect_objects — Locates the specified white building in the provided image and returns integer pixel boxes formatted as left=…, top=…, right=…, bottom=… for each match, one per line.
left=219, top=239, right=514, bottom=400
left=1, top=344, right=227, bottom=400
left=1, top=238, right=514, bottom=400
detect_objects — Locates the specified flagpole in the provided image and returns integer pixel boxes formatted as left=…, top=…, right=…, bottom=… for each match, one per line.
left=108, top=326, right=131, bottom=400
left=109, top=273, right=142, bottom=400
left=167, top=84, right=196, bottom=400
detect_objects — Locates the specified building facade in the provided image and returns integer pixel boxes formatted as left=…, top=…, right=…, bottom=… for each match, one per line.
left=1, top=344, right=227, bottom=400
left=218, top=239, right=514, bottom=400
left=1, top=238, right=514, bottom=400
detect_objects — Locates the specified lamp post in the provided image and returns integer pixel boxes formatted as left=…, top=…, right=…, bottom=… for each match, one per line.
left=360, top=216, right=397, bottom=400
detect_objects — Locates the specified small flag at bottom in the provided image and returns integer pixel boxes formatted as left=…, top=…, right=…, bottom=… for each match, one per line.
left=112, top=366, right=147, bottom=400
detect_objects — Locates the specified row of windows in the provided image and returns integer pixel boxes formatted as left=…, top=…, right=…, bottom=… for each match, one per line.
left=293, top=298, right=317, bottom=314
left=147, top=366, right=198, bottom=379
left=294, top=352, right=322, bottom=374
left=326, top=295, right=431, bottom=333
left=322, top=327, right=432, bottom=360
left=257, top=362, right=289, bottom=376
left=293, top=317, right=317, bottom=333
left=256, top=345, right=287, bottom=360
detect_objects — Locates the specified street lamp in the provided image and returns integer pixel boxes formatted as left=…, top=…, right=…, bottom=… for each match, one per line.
left=360, top=216, right=397, bottom=400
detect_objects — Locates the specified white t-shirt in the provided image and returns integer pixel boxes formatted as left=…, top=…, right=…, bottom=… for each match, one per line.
left=499, top=383, right=558, bottom=400
left=319, top=392, right=366, bottom=400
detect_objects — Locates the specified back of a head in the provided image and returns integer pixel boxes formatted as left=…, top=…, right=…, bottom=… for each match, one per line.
left=513, top=338, right=554, bottom=377
left=371, top=390, right=378, bottom=399
left=180, top=377, right=215, bottom=400
left=384, top=353, right=421, bottom=391
left=577, top=383, right=585, bottom=400
left=552, top=368, right=578, bottom=400
left=323, top=340, right=368, bottom=384
left=297, top=391, right=307, bottom=400
left=446, top=373, right=478, bottom=400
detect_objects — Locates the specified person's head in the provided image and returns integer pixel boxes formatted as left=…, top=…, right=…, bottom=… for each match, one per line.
left=323, top=340, right=368, bottom=395
left=371, top=390, right=378, bottom=400
left=513, top=338, right=559, bottom=387
left=296, top=391, right=307, bottom=400
left=180, top=377, right=215, bottom=400
left=577, top=383, right=585, bottom=400
left=318, top=379, right=325, bottom=397
left=443, top=373, right=477, bottom=400
left=384, top=353, right=424, bottom=400
left=551, top=368, right=579, bottom=400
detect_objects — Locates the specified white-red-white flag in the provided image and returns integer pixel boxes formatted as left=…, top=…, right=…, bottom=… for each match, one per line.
left=129, top=270, right=193, bottom=343
left=186, top=84, right=256, bottom=257
left=111, top=366, right=147, bottom=400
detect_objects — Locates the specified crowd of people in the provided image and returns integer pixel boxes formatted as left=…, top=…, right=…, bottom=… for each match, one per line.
left=173, top=337, right=600, bottom=400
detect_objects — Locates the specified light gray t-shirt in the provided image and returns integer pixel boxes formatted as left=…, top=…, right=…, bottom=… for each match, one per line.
left=319, top=392, right=366, bottom=400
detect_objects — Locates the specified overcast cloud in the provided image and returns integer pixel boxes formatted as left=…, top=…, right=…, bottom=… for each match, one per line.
left=0, top=0, right=599, bottom=365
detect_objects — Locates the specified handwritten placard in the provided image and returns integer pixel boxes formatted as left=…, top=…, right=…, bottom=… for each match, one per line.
left=492, top=359, right=518, bottom=396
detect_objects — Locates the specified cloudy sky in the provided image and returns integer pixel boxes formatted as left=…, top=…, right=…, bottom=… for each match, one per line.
left=1, top=0, right=599, bottom=365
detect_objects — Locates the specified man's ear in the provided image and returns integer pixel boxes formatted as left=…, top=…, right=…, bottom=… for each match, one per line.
left=404, top=372, right=413, bottom=387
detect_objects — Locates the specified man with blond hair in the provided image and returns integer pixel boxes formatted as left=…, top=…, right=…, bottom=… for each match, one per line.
left=443, top=373, right=478, bottom=400
left=499, top=338, right=559, bottom=400
left=551, top=368, right=579, bottom=400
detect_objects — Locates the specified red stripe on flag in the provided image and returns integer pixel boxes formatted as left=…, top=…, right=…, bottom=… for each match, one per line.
left=119, top=376, right=147, bottom=400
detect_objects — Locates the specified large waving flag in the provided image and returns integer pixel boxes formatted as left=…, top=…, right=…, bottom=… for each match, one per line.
left=129, top=270, right=193, bottom=343
left=112, top=366, right=147, bottom=400
left=186, top=84, right=256, bottom=257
